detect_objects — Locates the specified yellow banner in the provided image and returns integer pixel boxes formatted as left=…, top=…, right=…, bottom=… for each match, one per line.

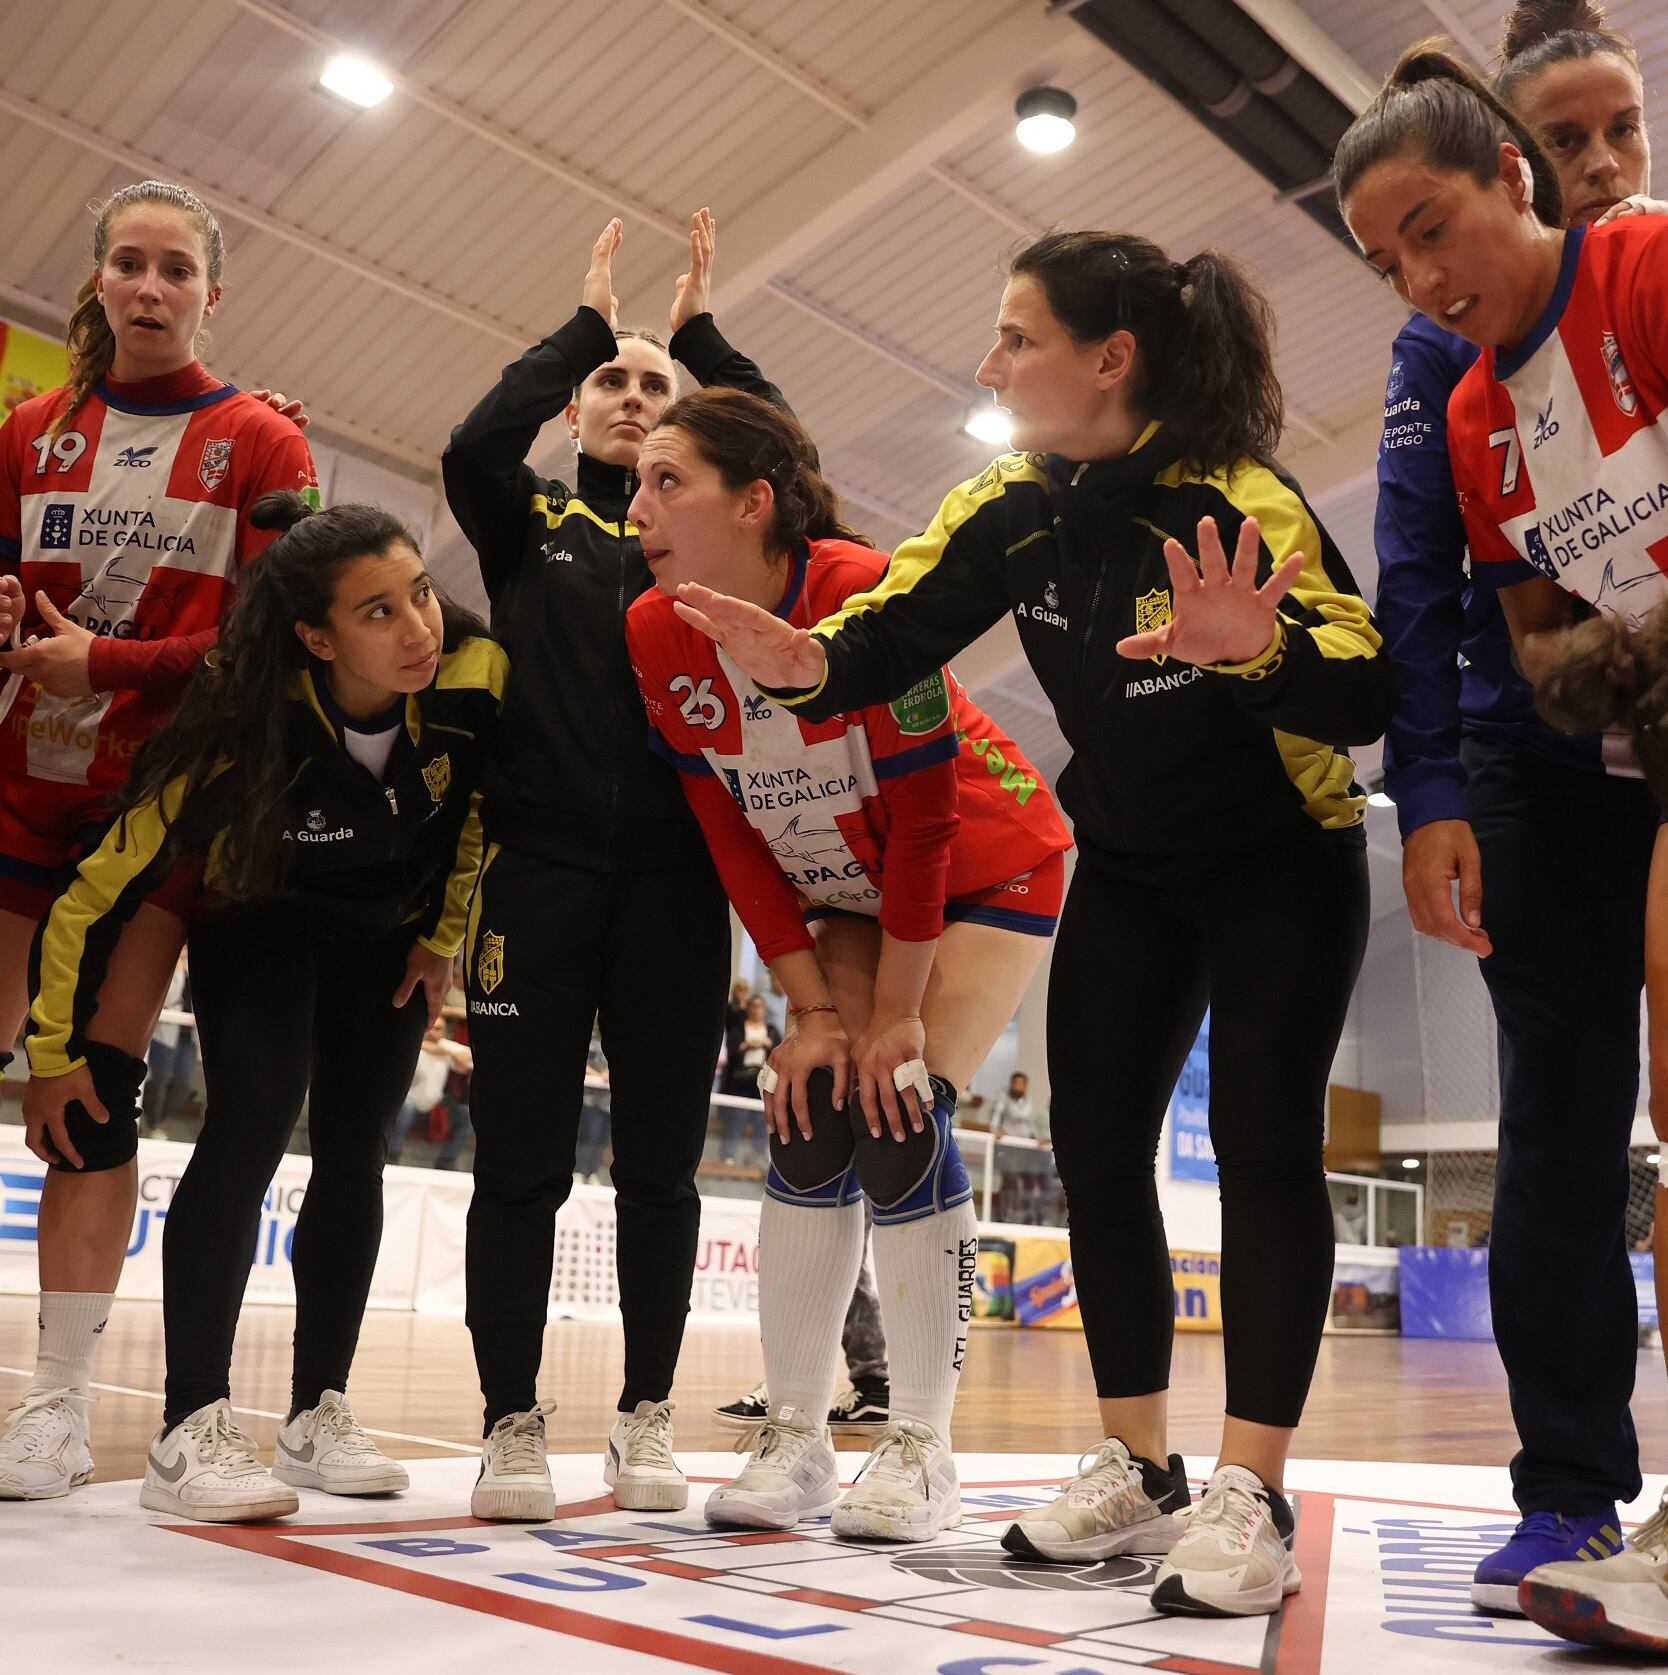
left=0, top=318, right=69, bottom=419
left=980, top=1233, right=1224, bottom=1332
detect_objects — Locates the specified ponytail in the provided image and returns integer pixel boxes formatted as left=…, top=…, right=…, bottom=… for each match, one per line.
left=1537, top=608, right=1668, bottom=808
left=1334, top=40, right=1564, bottom=230
left=1008, top=231, right=1283, bottom=476
left=52, top=181, right=227, bottom=437
left=650, top=387, right=871, bottom=550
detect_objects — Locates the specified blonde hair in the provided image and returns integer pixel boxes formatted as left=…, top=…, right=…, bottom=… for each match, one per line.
left=52, top=181, right=226, bottom=435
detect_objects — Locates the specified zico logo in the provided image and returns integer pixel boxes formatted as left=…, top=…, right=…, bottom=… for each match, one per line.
left=113, top=445, right=159, bottom=468
left=956, top=730, right=1037, bottom=804
left=0, top=1161, right=47, bottom=1244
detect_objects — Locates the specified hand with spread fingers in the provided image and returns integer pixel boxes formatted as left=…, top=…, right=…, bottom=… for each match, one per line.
left=669, top=207, right=716, bottom=337
left=249, top=388, right=309, bottom=429
left=851, top=1015, right=929, bottom=1143
left=583, top=217, right=623, bottom=329
left=393, top=941, right=454, bottom=1028
left=673, top=580, right=828, bottom=691
left=1114, top=515, right=1303, bottom=668
left=22, top=1063, right=105, bottom=1170
left=760, top=1009, right=850, bottom=1144
left=0, top=592, right=96, bottom=697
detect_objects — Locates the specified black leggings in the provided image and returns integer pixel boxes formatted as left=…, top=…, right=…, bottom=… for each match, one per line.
left=1047, top=830, right=1369, bottom=1428
left=464, top=845, right=729, bottom=1430
left=161, top=915, right=428, bottom=1428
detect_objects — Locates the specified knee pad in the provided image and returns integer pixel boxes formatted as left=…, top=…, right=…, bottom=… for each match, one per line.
left=765, top=1067, right=861, bottom=1208
left=53, top=1041, right=146, bottom=1174
left=855, top=1075, right=972, bottom=1226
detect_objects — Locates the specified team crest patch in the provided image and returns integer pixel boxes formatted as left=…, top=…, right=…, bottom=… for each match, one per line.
left=1135, top=586, right=1172, bottom=665
left=476, top=931, right=505, bottom=995
left=198, top=438, right=234, bottom=492
left=422, top=753, right=452, bottom=804
left=889, top=670, right=951, bottom=735
left=1603, top=331, right=1639, bottom=416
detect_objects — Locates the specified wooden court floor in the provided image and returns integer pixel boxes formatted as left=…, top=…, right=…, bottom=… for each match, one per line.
left=4, top=1294, right=1666, bottom=1484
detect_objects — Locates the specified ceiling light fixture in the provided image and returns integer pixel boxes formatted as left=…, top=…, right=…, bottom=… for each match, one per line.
left=1400, top=1157, right=1420, bottom=1170
left=1015, top=86, right=1077, bottom=154
left=319, top=54, right=393, bottom=110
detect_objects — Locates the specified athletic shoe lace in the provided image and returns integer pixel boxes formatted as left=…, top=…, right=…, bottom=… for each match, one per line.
left=1176, top=1473, right=1265, bottom=1547
left=313, top=1393, right=379, bottom=1456
left=737, top=1416, right=817, bottom=1468
left=855, top=1422, right=932, bottom=1498
left=181, top=1404, right=267, bottom=1477
left=489, top=1400, right=555, bottom=1475
left=1064, top=1439, right=1137, bottom=1506
left=1629, top=1490, right=1668, bottom=1560
left=1, top=1387, right=86, bottom=1452
left=619, top=1401, right=678, bottom=1471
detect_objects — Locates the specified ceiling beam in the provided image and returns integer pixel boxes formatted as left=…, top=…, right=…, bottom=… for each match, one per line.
left=1232, top=0, right=1379, bottom=113
left=0, top=85, right=529, bottom=351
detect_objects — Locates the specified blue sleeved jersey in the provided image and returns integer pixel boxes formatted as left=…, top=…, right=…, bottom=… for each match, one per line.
left=1374, top=311, right=1601, bottom=838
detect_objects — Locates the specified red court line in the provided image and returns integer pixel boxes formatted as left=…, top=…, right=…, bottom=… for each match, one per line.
left=778, top=1588, right=881, bottom=1612
left=1277, top=1488, right=1334, bottom=1675
left=948, top=1618, right=1065, bottom=1646
left=633, top=1557, right=724, bottom=1580
left=169, top=1524, right=858, bottom=1675
left=1152, top=1656, right=1264, bottom=1675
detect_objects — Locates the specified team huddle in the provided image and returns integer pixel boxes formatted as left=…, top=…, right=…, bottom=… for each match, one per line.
left=1, top=0, right=1667, bottom=1650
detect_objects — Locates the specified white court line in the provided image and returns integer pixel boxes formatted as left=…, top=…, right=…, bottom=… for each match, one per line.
left=0, top=1364, right=480, bottom=1455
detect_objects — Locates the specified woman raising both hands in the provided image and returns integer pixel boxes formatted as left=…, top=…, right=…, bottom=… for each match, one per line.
left=441, top=209, right=787, bottom=1524
left=676, top=229, right=1393, bottom=1621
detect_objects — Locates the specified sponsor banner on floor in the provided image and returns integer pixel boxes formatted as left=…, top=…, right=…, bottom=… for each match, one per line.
left=17, top=1453, right=1660, bottom=1672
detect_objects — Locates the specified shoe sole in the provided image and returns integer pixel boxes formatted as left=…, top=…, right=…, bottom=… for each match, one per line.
left=471, top=1483, right=556, bottom=1522
left=705, top=1483, right=838, bottom=1530
left=1519, top=1578, right=1668, bottom=1651
left=139, top=1483, right=299, bottom=1522
left=711, top=1410, right=770, bottom=1429
left=1470, top=1582, right=1527, bottom=1615
left=272, top=1460, right=409, bottom=1495
left=605, top=1458, right=688, bottom=1511
left=0, top=1466, right=93, bottom=1501
left=832, top=1500, right=963, bottom=1544
left=1002, top=1511, right=1184, bottom=1563
left=829, top=1418, right=888, bottom=1435
left=1151, top=1561, right=1302, bottom=1618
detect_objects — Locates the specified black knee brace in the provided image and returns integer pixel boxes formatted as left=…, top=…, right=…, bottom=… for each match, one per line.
left=52, top=1041, right=147, bottom=1173
left=852, top=1074, right=972, bottom=1225
left=765, top=1067, right=860, bottom=1207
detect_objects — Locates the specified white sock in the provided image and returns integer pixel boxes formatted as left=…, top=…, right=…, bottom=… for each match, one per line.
left=871, top=1200, right=978, bottom=1442
left=759, top=1195, right=864, bottom=1425
left=31, top=1291, right=114, bottom=1396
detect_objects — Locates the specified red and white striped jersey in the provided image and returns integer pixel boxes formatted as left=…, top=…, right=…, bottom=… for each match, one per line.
left=625, top=538, right=1071, bottom=962
left=1451, top=218, right=1668, bottom=626
left=0, top=363, right=316, bottom=788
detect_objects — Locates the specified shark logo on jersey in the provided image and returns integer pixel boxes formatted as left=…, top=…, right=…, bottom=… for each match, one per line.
left=113, top=445, right=159, bottom=468
left=742, top=694, right=772, bottom=720
left=198, top=438, right=234, bottom=493
left=39, top=503, right=73, bottom=550
left=75, top=556, right=151, bottom=616
left=766, top=814, right=847, bottom=869
left=1603, top=332, right=1639, bottom=416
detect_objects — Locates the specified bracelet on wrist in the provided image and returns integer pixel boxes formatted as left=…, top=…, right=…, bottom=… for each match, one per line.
left=789, top=1001, right=839, bottom=1019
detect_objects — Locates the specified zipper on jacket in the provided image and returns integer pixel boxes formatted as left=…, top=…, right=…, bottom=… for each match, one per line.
left=385, top=785, right=399, bottom=816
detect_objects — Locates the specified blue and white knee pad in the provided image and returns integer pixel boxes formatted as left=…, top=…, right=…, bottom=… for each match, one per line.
left=857, top=1068, right=971, bottom=1227
left=763, top=1065, right=862, bottom=1209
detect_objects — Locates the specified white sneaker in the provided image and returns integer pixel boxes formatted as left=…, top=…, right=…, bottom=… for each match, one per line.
left=139, top=1400, right=299, bottom=1523
left=1521, top=1488, right=1668, bottom=1651
left=472, top=1400, right=557, bottom=1522
left=273, top=1390, right=408, bottom=1495
left=1003, top=1437, right=1190, bottom=1562
left=1151, top=1464, right=1300, bottom=1617
left=831, top=1417, right=960, bottom=1543
left=0, top=1388, right=94, bottom=1500
left=705, top=1403, right=838, bottom=1530
left=605, top=1399, right=688, bottom=1511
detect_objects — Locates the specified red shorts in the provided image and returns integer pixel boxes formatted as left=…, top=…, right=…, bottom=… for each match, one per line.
left=0, top=769, right=197, bottom=922
left=804, top=849, right=1066, bottom=938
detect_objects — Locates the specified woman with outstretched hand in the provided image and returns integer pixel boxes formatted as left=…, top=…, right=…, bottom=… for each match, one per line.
left=674, top=228, right=1393, bottom=1618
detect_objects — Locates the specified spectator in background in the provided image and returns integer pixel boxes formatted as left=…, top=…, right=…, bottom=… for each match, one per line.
left=719, top=994, right=779, bottom=1166
left=577, top=1027, right=611, bottom=1184
left=989, top=1071, right=1036, bottom=1140
left=387, top=1013, right=474, bottom=1168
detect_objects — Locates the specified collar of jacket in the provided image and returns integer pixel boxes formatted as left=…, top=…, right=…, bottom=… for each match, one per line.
left=286, top=665, right=425, bottom=748
left=576, top=449, right=634, bottom=515
left=1045, top=420, right=1184, bottom=503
